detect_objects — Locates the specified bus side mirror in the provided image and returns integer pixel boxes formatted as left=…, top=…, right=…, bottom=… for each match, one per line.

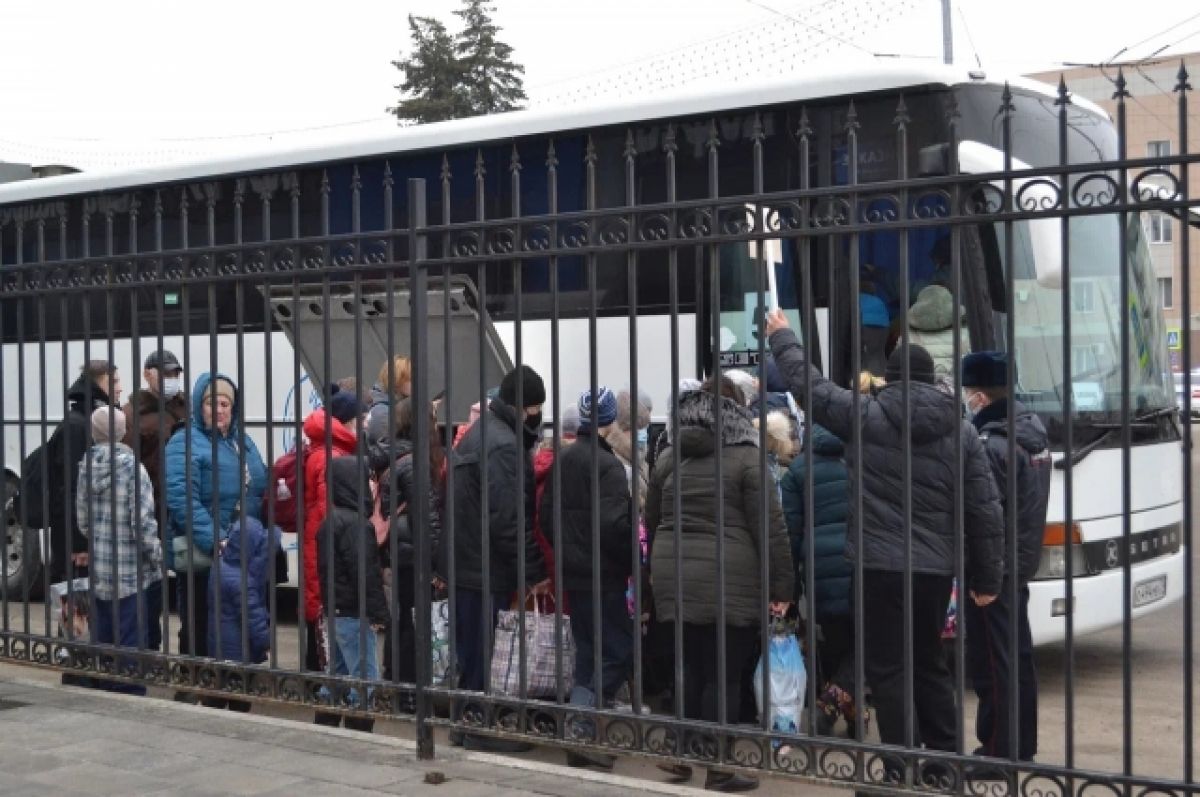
left=958, top=140, right=1063, bottom=290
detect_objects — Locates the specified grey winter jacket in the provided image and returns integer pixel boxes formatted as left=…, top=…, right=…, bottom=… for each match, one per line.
left=769, top=328, right=1005, bottom=594
left=972, top=398, right=1053, bottom=586
left=646, top=390, right=794, bottom=627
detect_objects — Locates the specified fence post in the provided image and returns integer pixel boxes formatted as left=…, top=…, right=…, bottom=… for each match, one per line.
left=408, top=177, right=434, bottom=759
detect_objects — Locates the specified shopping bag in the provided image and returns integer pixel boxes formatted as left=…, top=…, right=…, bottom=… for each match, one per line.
left=753, top=628, right=807, bottom=736
left=429, top=599, right=450, bottom=684
left=488, top=602, right=573, bottom=698
left=50, top=578, right=91, bottom=667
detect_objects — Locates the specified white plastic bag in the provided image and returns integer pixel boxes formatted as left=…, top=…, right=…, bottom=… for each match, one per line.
left=753, top=631, right=807, bottom=736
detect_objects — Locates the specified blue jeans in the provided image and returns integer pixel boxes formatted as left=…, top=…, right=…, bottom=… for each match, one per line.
left=93, top=582, right=163, bottom=696
left=331, top=617, right=379, bottom=709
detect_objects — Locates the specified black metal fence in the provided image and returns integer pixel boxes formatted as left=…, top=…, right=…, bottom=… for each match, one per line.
left=0, top=68, right=1195, bottom=796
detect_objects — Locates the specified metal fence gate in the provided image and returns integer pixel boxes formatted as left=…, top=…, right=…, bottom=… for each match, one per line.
left=0, top=67, right=1195, bottom=796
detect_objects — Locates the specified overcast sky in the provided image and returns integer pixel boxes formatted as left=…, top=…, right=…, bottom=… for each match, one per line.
left=0, top=0, right=1197, bottom=165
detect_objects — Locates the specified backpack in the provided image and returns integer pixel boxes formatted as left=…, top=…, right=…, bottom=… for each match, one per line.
left=16, top=428, right=61, bottom=529
left=262, top=444, right=309, bottom=535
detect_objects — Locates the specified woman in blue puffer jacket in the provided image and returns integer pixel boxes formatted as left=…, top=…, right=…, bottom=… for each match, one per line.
left=780, top=423, right=867, bottom=737
left=164, top=373, right=267, bottom=672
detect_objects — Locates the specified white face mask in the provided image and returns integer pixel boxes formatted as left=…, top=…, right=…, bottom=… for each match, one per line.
left=161, top=377, right=184, bottom=399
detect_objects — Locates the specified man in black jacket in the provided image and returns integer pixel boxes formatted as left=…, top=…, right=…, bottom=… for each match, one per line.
left=961, top=352, right=1051, bottom=764
left=766, top=309, right=1004, bottom=778
left=446, top=365, right=548, bottom=751
left=541, top=387, right=635, bottom=770
left=48, top=361, right=123, bottom=584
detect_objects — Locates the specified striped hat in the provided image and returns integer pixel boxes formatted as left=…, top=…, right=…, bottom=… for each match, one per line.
left=578, top=387, right=618, bottom=429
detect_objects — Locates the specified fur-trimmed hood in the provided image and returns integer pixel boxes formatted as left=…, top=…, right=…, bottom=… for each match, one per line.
left=672, top=389, right=759, bottom=458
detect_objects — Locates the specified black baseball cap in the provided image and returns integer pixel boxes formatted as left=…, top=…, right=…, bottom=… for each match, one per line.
left=144, top=350, right=182, bottom=373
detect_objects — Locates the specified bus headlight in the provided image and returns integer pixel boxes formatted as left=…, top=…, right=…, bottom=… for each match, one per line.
left=1033, top=544, right=1091, bottom=580
left=1032, top=523, right=1093, bottom=580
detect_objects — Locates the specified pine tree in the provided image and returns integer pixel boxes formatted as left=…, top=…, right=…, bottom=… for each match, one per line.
left=453, top=0, right=526, bottom=115
left=388, top=15, right=467, bottom=125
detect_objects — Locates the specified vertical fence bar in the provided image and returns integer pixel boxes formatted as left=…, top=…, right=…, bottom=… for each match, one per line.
left=546, top=141, right=566, bottom=707
left=843, top=103, right=868, bottom=779
left=475, top=149, right=493, bottom=709
left=289, top=179, right=308, bottom=676
left=180, top=189, right=199, bottom=667
left=105, top=207, right=121, bottom=676
left=436, top=156, right=458, bottom=697
left=665, top=122, right=687, bottom=728
left=1000, top=82, right=1022, bottom=773
left=1175, top=60, right=1195, bottom=787
left=409, top=177, right=434, bottom=758
left=796, top=107, right=821, bottom=748
left=706, top=119, right=730, bottom=745
left=751, top=112, right=772, bottom=740
left=153, top=193, right=171, bottom=658
left=1113, top=70, right=1134, bottom=792
left=583, top=137, right=603, bottom=722
left=946, top=92, right=968, bottom=775
left=127, top=197, right=146, bottom=664
left=624, top=128, right=646, bottom=717
left=512, top=144, right=530, bottom=715
left=256, top=180, right=279, bottom=671
left=1055, top=76, right=1077, bottom=783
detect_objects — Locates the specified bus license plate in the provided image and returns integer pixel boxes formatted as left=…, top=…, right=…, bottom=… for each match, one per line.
left=1133, top=575, right=1167, bottom=608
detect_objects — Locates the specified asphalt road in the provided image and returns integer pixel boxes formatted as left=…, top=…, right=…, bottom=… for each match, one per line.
left=0, top=451, right=1196, bottom=794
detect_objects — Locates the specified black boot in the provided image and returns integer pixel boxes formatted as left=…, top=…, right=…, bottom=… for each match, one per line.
left=704, top=769, right=759, bottom=792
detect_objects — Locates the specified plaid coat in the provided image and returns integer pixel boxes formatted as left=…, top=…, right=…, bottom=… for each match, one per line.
left=75, top=443, right=163, bottom=600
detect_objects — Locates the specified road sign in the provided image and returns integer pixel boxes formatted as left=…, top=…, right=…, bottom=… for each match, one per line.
left=1167, top=328, right=1181, bottom=350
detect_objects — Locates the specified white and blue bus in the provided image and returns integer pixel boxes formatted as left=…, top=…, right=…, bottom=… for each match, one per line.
left=0, top=63, right=1183, bottom=644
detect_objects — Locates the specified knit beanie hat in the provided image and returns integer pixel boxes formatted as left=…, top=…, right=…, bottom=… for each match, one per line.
left=91, top=406, right=126, bottom=445
left=328, top=384, right=364, bottom=424
left=885, top=344, right=937, bottom=384
left=499, top=365, right=546, bottom=408
left=578, top=387, right=618, bottom=430
left=559, top=404, right=581, bottom=438
left=203, top=377, right=237, bottom=406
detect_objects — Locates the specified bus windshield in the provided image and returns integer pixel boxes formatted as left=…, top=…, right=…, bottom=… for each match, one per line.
left=1002, top=212, right=1176, bottom=447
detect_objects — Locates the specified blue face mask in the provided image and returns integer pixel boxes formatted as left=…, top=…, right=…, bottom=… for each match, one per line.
left=636, top=428, right=649, bottom=446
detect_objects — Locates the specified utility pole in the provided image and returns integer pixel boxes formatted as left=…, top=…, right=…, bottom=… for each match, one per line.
left=941, top=0, right=953, bottom=64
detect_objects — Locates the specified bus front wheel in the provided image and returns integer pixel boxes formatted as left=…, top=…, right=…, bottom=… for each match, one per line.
left=3, top=472, right=43, bottom=601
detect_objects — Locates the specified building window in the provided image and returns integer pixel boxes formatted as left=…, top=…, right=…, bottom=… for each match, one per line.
left=1071, top=280, right=1096, bottom=314
left=1071, top=343, right=1105, bottom=377
left=1148, top=212, right=1173, bottom=243
left=1148, top=140, right=1171, bottom=159
left=1159, top=277, right=1174, bottom=309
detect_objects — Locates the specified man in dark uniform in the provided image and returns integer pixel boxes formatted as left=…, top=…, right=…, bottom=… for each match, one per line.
left=961, top=351, right=1053, bottom=764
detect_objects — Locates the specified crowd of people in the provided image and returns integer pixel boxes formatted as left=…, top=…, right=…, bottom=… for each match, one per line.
left=41, top=307, right=1051, bottom=791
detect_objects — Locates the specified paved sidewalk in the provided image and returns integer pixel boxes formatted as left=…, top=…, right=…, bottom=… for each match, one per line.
left=0, top=676, right=705, bottom=796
